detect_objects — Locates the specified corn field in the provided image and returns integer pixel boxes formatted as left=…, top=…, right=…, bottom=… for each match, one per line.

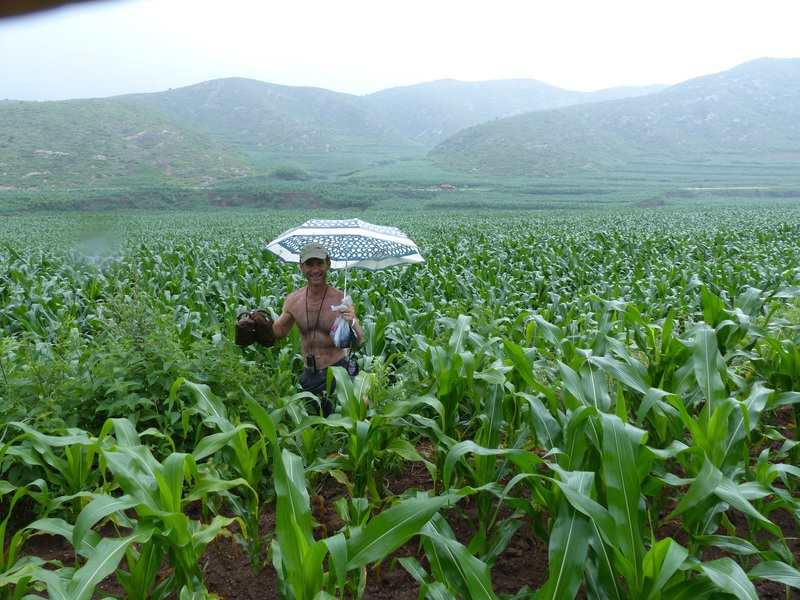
left=2, top=205, right=800, bottom=599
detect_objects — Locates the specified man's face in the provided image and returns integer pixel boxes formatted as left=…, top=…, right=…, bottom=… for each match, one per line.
left=301, top=257, right=329, bottom=284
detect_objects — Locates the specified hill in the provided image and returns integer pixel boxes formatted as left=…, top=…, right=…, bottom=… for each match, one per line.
left=0, top=98, right=255, bottom=189
left=2, top=59, right=800, bottom=197
left=0, top=77, right=661, bottom=190
left=428, top=58, right=800, bottom=177
left=363, top=79, right=664, bottom=145
left=124, top=77, right=663, bottom=152
left=121, top=78, right=417, bottom=154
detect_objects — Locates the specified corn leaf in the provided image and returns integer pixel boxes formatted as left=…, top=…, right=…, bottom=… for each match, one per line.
left=421, top=513, right=498, bottom=600
left=67, top=530, right=154, bottom=600
left=273, top=448, right=314, bottom=598
left=537, top=471, right=592, bottom=600
left=748, top=561, right=800, bottom=589
left=601, top=414, right=645, bottom=590
left=72, top=494, right=138, bottom=555
left=695, top=557, right=759, bottom=600
left=346, top=494, right=458, bottom=569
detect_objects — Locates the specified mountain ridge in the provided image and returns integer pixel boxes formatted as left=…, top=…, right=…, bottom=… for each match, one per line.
left=1, top=57, right=798, bottom=190
left=119, top=75, right=664, bottom=153
left=429, top=57, right=800, bottom=176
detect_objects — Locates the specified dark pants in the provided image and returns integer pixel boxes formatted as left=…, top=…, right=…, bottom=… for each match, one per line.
left=298, top=357, right=359, bottom=417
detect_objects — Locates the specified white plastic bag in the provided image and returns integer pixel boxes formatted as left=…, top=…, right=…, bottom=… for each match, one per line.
left=330, top=315, right=355, bottom=349
left=330, top=294, right=353, bottom=312
left=330, top=295, right=355, bottom=349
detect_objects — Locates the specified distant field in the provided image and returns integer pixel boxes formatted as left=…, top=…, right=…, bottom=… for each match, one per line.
left=2, top=160, right=799, bottom=213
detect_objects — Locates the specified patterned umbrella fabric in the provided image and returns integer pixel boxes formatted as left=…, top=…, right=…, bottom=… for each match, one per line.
left=265, top=218, right=425, bottom=271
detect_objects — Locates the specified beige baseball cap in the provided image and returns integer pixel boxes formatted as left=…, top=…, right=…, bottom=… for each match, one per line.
left=299, top=242, right=328, bottom=263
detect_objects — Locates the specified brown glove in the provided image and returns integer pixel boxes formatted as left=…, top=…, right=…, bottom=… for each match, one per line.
left=234, top=311, right=257, bottom=347
left=251, top=309, right=276, bottom=347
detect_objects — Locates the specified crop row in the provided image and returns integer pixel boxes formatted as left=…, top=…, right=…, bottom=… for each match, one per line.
left=2, top=206, right=800, bottom=598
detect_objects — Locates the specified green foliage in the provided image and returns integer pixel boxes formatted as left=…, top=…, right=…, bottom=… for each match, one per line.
left=270, top=167, right=313, bottom=181
left=430, top=58, right=800, bottom=178
left=3, top=205, right=800, bottom=599
left=0, top=98, right=255, bottom=190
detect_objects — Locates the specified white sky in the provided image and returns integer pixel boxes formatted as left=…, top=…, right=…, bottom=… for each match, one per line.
left=1, top=0, right=799, bottom=101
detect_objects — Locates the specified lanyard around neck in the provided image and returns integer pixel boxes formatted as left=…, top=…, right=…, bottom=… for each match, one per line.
left=305, top=284, right=328, bottom=357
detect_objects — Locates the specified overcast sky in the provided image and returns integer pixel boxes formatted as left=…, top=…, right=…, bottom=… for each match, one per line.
left=1, top=0, right=799, bottom=102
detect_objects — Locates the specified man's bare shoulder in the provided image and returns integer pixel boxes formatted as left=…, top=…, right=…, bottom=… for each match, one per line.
left=326, top=286, right=346, bottom=305
left=284, top=286, right=308, bottom=312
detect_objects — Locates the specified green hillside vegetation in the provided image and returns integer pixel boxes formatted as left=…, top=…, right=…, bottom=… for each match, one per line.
left=0, top=98, right=254, bottom=189
left=0, top=74, right=665, bottom=192
left=1, top=58, right=800, bottom=212
left=123, top=78, right=421, bottom=154
left=364, top=78, right=665, bottom=144
left=429, top=58, right=800, bottom=178
left=122, top=77, right=664, bottom=154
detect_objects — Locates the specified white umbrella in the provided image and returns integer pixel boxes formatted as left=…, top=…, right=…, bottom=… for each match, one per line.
left=266, top=218, right=425, bottom=350
left=265, top=218, right=425, bottom=294
left=266, top=218, right=425, bottom=271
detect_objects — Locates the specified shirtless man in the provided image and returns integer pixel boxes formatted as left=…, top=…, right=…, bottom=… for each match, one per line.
left=270, top=242, right=363, bottom=416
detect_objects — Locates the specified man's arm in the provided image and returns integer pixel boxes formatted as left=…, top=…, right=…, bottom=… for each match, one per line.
left=271, top=310, right=295, bottom=340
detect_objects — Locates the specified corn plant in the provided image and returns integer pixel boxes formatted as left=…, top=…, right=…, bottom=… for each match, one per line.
left=176, top=378, right=276, bottom=570
left=2, top=423, right=106, bottom=519
left=103, top=418, right=245, bottom=597
left=271, top=447, right=461, bottom=600
left=447, top=448, right=545, bottom=560
left=392, top=314, right=508, bottom=483
left=14, top=417, right=244, bottom=599
left=0, top=479, right=51, bottom=600
left=306, top=367, right=427, bottom=501
left=23, top=506, right=159, bottom=600
left=439, top=385, right=547, bottom=564
left=539, top=419, right=777, bottom=600
left=415, top=512, right=498, bottom=600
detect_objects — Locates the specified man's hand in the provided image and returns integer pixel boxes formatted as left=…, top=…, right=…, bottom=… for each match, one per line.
left=331, top=294, right=356, bottom=324
left=338, top=305, right=357, bottom=325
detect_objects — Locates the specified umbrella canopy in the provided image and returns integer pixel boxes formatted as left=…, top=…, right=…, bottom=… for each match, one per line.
left=265, top=218, right=425, bottom=271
